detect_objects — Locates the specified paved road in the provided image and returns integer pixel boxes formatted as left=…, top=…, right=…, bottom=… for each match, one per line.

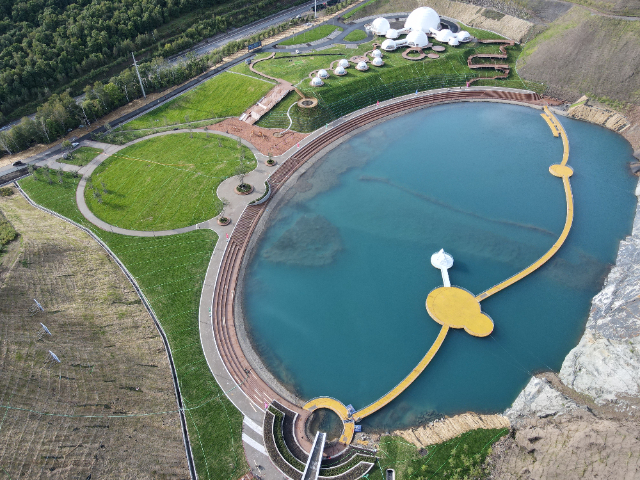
left=169, top=1, right=318, bottom=64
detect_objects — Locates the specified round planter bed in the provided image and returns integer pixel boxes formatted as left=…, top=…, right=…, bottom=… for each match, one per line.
left=235, top=184, right=254, bottom=195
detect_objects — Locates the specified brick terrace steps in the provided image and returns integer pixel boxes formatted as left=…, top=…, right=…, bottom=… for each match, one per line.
left=211, top=89, right=542, bottom=452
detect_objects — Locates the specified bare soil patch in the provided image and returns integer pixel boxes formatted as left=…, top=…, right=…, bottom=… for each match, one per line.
left=487, top=410, right=640, bottom=479
left=0, top=193, right=187, bottom=479
left=205, top=118, right=307, bottom=156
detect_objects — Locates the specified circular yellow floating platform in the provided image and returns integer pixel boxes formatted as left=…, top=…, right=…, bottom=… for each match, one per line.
left=549, top=164, right=573, bottom=178
left=426, top=287, right=494, bottom=337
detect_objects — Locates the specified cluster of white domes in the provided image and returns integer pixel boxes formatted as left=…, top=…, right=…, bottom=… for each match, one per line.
left=368, top=6, right=472, bottom=50
left=356, top=61, right=369, bottom=71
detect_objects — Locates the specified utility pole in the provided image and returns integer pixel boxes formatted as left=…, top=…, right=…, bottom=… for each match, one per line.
left=132, top=52, right=146, bottom=99
left=314, top=0, right=317, bottom=18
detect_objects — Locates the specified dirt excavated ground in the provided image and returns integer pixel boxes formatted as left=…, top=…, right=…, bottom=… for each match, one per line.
left=487, top=410, right=640, bottom=479
left=0, top=190, right=188, bottom=479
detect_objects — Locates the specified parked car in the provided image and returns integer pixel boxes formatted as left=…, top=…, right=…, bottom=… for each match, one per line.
left=71, top=142, right=79, bottom=148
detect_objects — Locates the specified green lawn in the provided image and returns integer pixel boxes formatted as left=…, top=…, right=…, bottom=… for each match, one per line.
left=368, top=428, right=509, bottom=480
left=256, top=37, right=540, bottom=132
left=19, top=171, right=247, bottom=480
left=84, top=133, right=255, bottom=231
left=343, top=28, right=368, bottom=42
left=59, top=146, right=103, bottom=166
left=279, top=25, right=343, bottom=46
left=124, top=72, right=273, bottom=130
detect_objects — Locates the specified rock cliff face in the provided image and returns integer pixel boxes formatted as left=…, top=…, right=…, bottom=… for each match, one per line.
left=506, top=179, right=640, bottom=419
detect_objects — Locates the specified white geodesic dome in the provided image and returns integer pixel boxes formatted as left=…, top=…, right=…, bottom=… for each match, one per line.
left=381, top=39, right=397, bottom=51
left=371, top=49, right=383, bottom=58
left=356, top=61, right=369, bottom=71
left=372, top=57, right=384, bottom=67
left=406, top=30, right=429, bottom=48
left=338, top=58, right=350, bottom=68
left=405, top=7, right=440, bottom=34
left=448, top=37, right=460, bottom=46
left=371, top=17, right=390, bottom=35
left=456, top=30, right=471, bottom=42
left=434, top=29, right=453, bottom=43
left=318, top=69, right=329, bottom=79
left=385, top=28, right=399, bottom=39
left=334, top=66, right=346, bottom=75
left=310, top=76, right=324, bottom=86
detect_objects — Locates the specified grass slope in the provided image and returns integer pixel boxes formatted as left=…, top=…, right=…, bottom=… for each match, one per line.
left=370, top=429, right=509, bottom=480
left=343, top=28, right=368, bottom=42
left=85, top=133, right=255, bottom=231
left=0, top=208, right=17, bottom=252
left=279, top=25, right=343, bottom=46
left=518, top=6, right=640, bottom=103
left=125, top=72, right=273, bottom=130
left=19, top=171, right=247, bottom=480
left=59, top=146, right=103, bottom=166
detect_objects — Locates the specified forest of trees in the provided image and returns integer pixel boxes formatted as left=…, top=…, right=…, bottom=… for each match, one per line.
left=0, top=0, right=306, bottom=124
left=0, top=13, right=314, bottom=157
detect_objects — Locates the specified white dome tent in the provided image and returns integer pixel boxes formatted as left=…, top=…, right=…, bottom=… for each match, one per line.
left=385, top=28, right=399, bottom=39
left=381, top=39, right=397, bottom=51
left=371, top=49, right=383, bottom=58
left=334, top=65, right=347, bottom=75
left=433, top=29, right=453, bottom=43
left=405, top=7, right=440, bottom=33
left=338, top=58, right=350, bottom=68
left=456, top=30, right=471, bottom=42
left=356, top=61, right=369, bottom=71
left=372, top=57, right=384, bottom=67
left=310, top=76, right=324, bottom=86
left=406, top=30, right=429, bottom=48
left=318, top=69, right=329, bottom=79
left=370, top=17, right=390, bottom=36
left=448, top=37, right=460, bottom=46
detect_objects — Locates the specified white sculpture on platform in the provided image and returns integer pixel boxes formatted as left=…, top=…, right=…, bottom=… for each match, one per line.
left=431, top=249, right=454, bottom=287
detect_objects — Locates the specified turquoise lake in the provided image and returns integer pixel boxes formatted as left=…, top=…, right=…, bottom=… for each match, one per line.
left=242, top=103, right=637, bottom=431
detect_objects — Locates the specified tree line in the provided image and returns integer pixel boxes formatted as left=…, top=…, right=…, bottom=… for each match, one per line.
left=0, top=14, right=313, bottom=157
left=0, top=0, right=307, bottom=124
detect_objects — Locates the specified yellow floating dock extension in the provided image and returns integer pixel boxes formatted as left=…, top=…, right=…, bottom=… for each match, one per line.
left=540, top=113, right=559, bottom=137
left=352, top=326, right=449, bottom=422
left=477, top=107, right=573, bottom=301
